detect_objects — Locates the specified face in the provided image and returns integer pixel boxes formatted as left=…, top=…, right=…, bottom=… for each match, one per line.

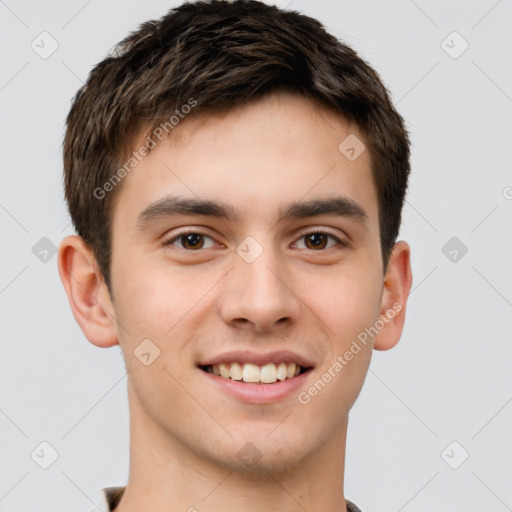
left=108, top=92, right=386, bottom=473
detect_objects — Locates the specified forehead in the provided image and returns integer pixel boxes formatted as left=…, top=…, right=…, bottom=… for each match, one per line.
left=111, top=91, right=378, bottom=230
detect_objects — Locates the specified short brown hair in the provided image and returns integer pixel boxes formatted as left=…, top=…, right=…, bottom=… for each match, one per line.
left=63, top=0, right=411, bottom=290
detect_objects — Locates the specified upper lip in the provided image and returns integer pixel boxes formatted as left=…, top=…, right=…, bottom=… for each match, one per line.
left=198, top=350, right=314, bottom=368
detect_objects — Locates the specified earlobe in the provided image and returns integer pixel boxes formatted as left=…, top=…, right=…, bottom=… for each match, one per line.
left=57, top=235, right=119, bottom=348
left=373, top=241, right=413, bottom=351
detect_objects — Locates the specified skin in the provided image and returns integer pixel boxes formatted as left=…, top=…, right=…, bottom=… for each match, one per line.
left=59, top=91, right=412, bottom=512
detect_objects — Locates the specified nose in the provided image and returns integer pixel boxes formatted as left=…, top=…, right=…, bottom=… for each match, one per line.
left=217, top=241, right=301, bottom=333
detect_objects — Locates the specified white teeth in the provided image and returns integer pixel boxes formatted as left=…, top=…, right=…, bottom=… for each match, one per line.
left=219, top=363, right=230, bottom=378
left=276, top=362, right=287, bottom=381
left=207, top=361, right=306, bottom=383
left=260, top=363, right=277, bottom=383
left=242, top=363, right=260, bottom=383
left=230, top=362, right=243, bottom=380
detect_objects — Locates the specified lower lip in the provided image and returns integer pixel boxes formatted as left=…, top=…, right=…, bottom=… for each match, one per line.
left=200, top=369, right=312, bottom=404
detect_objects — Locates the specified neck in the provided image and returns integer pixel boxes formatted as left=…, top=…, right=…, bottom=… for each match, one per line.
left=115, top=382, right=349, bottom=512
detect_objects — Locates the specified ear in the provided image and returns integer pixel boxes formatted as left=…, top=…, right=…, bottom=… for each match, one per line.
left=57, top=235, right=119, bottom=348
left=373, top=241, right=413, bottom=351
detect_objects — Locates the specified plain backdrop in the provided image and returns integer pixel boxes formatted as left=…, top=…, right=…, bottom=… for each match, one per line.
left=1, top=1, right=511, bottom=511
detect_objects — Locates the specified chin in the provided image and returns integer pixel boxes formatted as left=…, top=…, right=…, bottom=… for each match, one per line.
left=202, top=430, right=315, bottom=476
left=220, top=446, right=308, bottom=476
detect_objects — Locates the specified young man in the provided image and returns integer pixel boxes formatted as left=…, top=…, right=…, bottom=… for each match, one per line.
left=58, top=1, right=413, bottom=511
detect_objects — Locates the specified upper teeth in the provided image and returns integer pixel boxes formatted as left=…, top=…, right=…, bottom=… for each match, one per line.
left=206, top=362, right=302, bottom=383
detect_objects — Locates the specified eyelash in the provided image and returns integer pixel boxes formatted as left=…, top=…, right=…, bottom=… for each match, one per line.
left=162, top=228, right=349, bottom=251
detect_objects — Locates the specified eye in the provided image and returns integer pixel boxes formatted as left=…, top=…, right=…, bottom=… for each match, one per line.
left=294, top=229, right=348, bottom=250
left=162, top=229, right=348, bottom=252
left=163, top=231, right=217, bottom=251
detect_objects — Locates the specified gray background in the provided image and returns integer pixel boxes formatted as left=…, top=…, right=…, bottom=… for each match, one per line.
left=1, top=0, right=511, bottom=511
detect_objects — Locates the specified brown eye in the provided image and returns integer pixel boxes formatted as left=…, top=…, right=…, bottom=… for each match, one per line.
left=164, top=232, right=216, bottom=250
left=305, top=233, right=328, bottom=250
left=180, top=233, right=204, bottom=250
left=295, top=230, right=346, bottom=251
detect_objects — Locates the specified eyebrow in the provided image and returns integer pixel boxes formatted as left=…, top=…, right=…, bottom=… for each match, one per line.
left=136, top=195, right=368, bottom=228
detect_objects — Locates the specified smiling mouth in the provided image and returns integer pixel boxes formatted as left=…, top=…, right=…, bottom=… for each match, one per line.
left=199, top=362, right=311, bottom=384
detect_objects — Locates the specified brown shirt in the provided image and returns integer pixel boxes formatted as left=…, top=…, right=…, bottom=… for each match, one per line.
left=90, top=486, right=364, bottom=512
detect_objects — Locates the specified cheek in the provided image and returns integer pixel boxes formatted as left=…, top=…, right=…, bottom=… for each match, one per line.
left=319, top=267, right=382, bottom=410
left=112, top=263, right=204, bottom=408
left=305, top=265, right=382, bottom=338
left=111, top=254, right=201, bottom=338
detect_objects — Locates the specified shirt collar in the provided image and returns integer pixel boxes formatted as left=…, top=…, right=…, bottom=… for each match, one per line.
left=91, top=486, right=363, bottom=512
